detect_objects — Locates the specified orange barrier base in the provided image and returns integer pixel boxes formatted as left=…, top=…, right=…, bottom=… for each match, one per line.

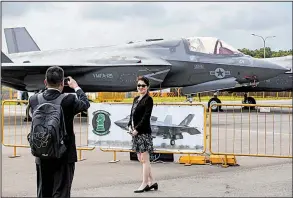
left=178, top=155, right=208, bottom=165
left=209, top=155, right=238, bottom=167
left=178, top=154, right=239, bottom=167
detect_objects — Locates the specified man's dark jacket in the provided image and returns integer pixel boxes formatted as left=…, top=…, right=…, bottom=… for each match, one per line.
left=29, top=88, right=90, bottom=164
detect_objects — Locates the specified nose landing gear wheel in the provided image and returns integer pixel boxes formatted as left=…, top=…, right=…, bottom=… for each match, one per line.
left=243, top=96, right=256, bottom=110
left=25, top=105, right=32, bottom=122
left=208, top=98, right=222, bottom=112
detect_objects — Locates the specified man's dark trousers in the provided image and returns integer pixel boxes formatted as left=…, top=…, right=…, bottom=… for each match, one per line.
left=36, top=160, right=75, bottom=198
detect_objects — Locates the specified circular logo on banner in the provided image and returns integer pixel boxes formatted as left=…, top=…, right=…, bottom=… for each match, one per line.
left=92, top=110, right=111, bottom=136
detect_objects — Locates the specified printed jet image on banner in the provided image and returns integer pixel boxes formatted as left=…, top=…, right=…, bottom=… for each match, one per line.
left=87, top=103, right=205, bottom=153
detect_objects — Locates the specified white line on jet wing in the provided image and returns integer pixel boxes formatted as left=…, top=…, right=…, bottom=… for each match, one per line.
left=144, top=69, right=170, bottom=82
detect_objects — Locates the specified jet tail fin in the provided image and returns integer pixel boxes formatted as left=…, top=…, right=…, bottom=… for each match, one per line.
left=4, top=27, right=40, bottom=54
left=179, top=114, right=195, bottom=126
left=1, top=51, right=13, bottom=63
left=164, top=115, right=172, bottom=125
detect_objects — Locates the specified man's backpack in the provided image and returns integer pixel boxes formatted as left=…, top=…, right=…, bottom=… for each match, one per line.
left=27, top=93, right=67, bottom=159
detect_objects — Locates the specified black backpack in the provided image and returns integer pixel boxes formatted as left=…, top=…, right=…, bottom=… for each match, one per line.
left=27, top=93, right=67, bottom=159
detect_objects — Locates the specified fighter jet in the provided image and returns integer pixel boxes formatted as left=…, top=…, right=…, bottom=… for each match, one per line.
left=1, top=27, right=288, bottom=95
left=181, top=55, right=292, bottom=111
left=114, top=114, right=201, bottom=146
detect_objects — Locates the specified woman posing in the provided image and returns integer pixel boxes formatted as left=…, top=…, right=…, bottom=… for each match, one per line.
left=128, top=76, right=158, bottom=193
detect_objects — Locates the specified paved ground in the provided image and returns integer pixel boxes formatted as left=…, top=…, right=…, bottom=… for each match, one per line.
left=2, top=146, right=292, bottom=197
left=1, top=99, right=292, bottom=197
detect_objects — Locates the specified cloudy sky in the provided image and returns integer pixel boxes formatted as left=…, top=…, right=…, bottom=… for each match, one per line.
left=1, top=1, right=292, bottom=53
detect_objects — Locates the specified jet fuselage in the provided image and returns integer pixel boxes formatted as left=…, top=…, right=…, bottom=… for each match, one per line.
left=2, top=37, right=288, bottom=93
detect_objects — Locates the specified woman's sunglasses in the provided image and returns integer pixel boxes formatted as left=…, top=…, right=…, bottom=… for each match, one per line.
left=137, top=84, right=147, bottom=88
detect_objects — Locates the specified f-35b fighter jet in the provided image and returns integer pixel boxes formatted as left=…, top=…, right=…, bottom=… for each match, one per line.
left=1, top=27, right=288, bottom=94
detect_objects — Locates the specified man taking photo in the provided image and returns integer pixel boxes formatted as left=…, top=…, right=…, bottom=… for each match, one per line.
left=28, top=66, right=90, bottom=198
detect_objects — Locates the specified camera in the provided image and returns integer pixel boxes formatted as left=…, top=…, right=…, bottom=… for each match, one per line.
left=64, top=77, right=70, bottom=86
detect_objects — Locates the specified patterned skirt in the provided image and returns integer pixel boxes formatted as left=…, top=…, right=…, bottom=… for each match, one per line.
left=131, top=133, right=154, bottom=154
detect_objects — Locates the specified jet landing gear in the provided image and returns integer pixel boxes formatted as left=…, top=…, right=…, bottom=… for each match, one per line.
left=170, top=134, right=183, bottom=146
left=208, top=92, right=223, bottom=112
left=185, top=94, right=193, bottom=103
left=242, top=93, right=256, bottom=110
left=162, top=134, right=176, bottom=146
left=24, top=104, right=33, bottom=122
left=170, top=139, right=175, bottom=146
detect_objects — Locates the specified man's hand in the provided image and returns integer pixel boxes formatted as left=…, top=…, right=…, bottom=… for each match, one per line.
left=131, top=130, right=138, bottom=136
left=67, top=76, right=79, bottom=89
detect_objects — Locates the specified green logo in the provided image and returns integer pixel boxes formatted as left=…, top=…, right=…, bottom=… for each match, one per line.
left=92, top=110, right=111, bottom=136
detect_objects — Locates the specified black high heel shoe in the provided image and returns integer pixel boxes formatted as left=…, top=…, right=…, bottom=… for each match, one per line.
left=146, top=182, right=158, bottom=191
left=134, top=185, right=149, bottom=193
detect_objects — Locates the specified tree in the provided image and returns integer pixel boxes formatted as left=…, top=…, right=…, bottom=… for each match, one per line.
left=238, top=47, right=292, bottom=58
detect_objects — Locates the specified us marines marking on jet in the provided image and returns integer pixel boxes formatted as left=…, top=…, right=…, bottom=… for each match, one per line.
left=210, top=68, right=231, bottom=79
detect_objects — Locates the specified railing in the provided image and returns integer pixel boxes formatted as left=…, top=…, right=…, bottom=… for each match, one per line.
left=1, top=100, right=95, bottom=160
left=1, top=99, right=292, bottom=168
left=208, top=103, right=292, bottom=165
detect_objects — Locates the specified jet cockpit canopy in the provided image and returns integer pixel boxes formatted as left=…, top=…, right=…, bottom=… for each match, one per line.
left=185, top=37, right=243, bottom=55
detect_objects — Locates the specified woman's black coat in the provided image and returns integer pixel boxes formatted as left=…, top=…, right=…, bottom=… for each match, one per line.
left=128, top=94, right=154, bottom=135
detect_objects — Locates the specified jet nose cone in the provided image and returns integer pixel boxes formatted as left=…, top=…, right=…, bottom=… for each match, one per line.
left=114, top=120, right=125, bottom=128
left=254, top=59, right=288, bottom=81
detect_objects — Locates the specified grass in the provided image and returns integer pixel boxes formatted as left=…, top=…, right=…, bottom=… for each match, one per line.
left=99, top=96, right=292, bottom=103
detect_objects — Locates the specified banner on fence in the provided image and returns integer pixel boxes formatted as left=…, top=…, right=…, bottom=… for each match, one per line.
left=88, top=103, right=205, bottom=153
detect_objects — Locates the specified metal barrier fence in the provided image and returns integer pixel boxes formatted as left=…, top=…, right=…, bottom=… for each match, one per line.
left=1, top=100, right=94, bottom=160
left=1, top=100, right=207, bottom=164
left=1, top=100, right=292, bottom=167
left=1, top=87, right=16, bottom=100
left=208, top=103, right=292, bottom=164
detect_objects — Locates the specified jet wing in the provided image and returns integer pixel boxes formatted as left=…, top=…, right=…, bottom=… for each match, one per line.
left=181, top=77, right=245, bottom=95
left=1, top=50, right=172, bottom=92
left=1, top=60, right=172, bottom=85
left=2, top=48, right=172, bottom=71
left=1, top=61, right=171, bottom=69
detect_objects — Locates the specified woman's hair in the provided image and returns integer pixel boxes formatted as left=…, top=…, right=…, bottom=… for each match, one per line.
left=137, top=76, right=150, bottom=86
left=137, top=76, right=150, bottom=94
